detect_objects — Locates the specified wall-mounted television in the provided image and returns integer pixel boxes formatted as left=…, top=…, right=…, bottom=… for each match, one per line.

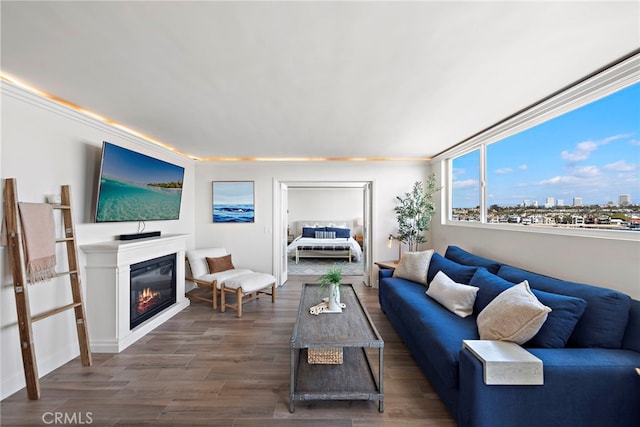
left=94, top=141, right=185, bottom=222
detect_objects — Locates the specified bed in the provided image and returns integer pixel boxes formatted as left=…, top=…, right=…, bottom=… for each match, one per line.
left=286, top=220, right=363, bottom=263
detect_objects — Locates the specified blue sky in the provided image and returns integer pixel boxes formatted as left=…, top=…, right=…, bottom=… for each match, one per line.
left=101, top=142, right=184, bottom=185
left=453, top=82, right=640, bottom=208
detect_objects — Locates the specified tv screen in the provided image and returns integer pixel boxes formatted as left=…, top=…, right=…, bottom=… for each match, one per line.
left=94, top=142, right=185, bottom=222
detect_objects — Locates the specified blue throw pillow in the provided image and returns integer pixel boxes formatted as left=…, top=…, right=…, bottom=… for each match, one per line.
left=427, top=253, right=477, bottom=285
left=302, top=227, right=325, bottom=238
left=498, top=265, right=631, bottom=349
left=445, top=245, right=502, bottom=274
left=327, top=227, right=351, bottom=238
left=470, top=268, right=588, bottom=348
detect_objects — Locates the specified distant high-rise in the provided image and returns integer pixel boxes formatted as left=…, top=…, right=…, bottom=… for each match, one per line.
left=573, top=197, right=583, bottom=206
left=533, top=201, right=538, bottom=207
left=619, top=194, right=631, bottom=206
left=545, top=197, right=554, bottom=208
left=523, top=200, right=531, bottom=207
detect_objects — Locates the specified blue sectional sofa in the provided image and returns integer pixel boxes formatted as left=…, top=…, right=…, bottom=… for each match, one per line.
left=378, top=245, right=640, bottom=427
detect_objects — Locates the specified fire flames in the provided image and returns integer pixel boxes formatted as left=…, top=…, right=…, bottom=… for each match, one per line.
left=136, top=287, right=161, bottom=314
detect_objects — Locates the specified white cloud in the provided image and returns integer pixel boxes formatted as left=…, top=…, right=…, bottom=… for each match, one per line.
left=603, top=160, right=638, bottom=172
left=572, top=165, right=601, bottom=177
left=495, top=167, right=512, bottom=174
left=453, top=179, right=479, bottom=189
left=452, top=167, right=466, bottom=180
left=518, top=164, right=528, bottom=171
left=561, top=134, right=631, bottom=163
left=537, top=175, right=580, bottom=185
left=561, top=141, right=598, bottom=162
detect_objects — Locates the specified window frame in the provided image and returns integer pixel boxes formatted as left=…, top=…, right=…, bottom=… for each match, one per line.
left=436, top=50, right=640, bottom=242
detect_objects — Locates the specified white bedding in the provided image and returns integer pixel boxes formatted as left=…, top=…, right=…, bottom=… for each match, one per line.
left=286, top=236, right=363, bottom=261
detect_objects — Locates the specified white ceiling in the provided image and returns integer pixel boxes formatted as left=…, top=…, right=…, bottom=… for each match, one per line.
left=1, top=1, right=638, bottom=160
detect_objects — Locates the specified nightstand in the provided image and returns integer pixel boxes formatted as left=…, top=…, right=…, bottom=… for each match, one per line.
left=287, top=234, right=295, bottom=244
left=355, top=234, right=364, bottom=249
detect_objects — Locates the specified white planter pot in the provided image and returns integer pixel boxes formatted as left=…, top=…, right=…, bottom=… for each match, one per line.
left=327, top=283, right=342, bottom=313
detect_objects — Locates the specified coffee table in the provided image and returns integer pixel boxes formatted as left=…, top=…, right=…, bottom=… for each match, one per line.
left=289, top=283, right=384, bottom=412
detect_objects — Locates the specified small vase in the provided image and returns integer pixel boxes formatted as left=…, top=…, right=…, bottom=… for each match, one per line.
left=327, top=283, right=342, bottom=312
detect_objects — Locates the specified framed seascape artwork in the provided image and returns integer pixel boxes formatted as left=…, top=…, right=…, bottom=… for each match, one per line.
left=212, top=181, right=255, bottom=223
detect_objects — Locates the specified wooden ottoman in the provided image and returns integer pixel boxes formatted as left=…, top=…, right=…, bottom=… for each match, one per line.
left=220, top=272, right=276, bottom=317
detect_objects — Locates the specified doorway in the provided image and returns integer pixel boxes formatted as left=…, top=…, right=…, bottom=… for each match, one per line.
left=272, top=180, right=373, bottom=287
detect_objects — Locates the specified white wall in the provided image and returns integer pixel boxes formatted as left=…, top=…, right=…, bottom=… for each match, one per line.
left=430, top=161, right=640, bottom=299
left=0, top=85, right=196, bottom=399
left=194, top=161, right=429, bottom=273
left=288, top=187, right=364, bottom=235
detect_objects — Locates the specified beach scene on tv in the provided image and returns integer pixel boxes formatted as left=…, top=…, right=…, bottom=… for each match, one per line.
left=212, top=181, right=255, bottom=223
left=95, top=143, right=184, bottom=222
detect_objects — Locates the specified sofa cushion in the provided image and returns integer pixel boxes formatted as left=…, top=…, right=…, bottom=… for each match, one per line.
left=445, top=245, right=502, bottom=274
left=379, top=276, right=479, bottom=391
left=427, top=253, right=478, bottom=285
left=471, top=268, right=587, bottom=348
left=426, top=271, right=479, bottom=318
left=393, top=250, right=433, bottom=285
left=498, top=265, right=631, bottom=348
left=477, top=281, right=551, bottom=344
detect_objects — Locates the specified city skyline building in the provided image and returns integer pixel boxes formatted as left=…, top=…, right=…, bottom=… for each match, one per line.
left=573, top=197, right=583, bottom=207
left=620, top=194, right=631, bottom=206
left=545, top=197, right=555, bottom=208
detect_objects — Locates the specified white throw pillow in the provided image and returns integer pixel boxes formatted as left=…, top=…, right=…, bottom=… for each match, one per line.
left=392, top=250, right=434, bottom=285
left=477, top=281, right=552, bottom=344
left=426, top=271, right=479, bottom=318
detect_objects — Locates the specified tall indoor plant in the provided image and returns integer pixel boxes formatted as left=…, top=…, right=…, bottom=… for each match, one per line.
left=393, top=174, right=437, bottom=252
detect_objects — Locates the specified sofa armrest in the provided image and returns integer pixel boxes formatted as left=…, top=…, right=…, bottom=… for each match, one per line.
left=458, top=348, right=640, bottom=427
left=378, top=268, right=394, bottom=279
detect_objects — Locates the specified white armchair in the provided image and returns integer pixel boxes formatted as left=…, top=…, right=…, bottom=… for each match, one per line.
left=185, top=248, right=252, bottom=310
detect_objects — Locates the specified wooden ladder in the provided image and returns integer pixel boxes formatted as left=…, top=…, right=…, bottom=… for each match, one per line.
left=3, top=178, right=92, bottom=400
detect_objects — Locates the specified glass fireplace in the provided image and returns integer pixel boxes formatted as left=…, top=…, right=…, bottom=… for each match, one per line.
left=130, top=253, right=177, bottom=329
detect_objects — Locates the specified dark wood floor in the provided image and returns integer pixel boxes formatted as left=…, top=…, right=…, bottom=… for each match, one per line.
left=1, top=277, right=456, bottom=426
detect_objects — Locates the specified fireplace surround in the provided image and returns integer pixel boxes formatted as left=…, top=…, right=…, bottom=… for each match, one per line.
left=82, top=234, right=189, bottom=352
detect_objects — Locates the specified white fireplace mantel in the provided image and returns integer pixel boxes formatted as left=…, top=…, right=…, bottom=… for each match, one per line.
left=82, top=234, right=190, bottom=353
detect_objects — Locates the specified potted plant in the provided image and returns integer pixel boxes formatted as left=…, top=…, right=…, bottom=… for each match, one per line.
left=318, top=265, right=343, bottom=312
left=393, top=174, right=437, bottom=252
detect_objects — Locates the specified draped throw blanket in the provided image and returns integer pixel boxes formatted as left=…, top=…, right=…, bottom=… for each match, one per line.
left=18, top=202, right=57, bottom=283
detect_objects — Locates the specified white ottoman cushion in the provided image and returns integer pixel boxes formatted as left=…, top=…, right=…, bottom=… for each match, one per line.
left=224, top=272, right=276, bottom=293
left=196, top=269, right=253, bottom=289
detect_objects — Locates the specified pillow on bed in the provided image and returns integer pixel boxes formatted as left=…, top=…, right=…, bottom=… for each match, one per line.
left=315, top=230, right=336, bottom=239
left=327, top=227, right=351, bottom=238
left=302, top=227, right=324, bottom=238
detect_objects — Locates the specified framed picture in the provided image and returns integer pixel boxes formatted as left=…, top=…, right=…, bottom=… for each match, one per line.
left=212, top=181, right=255, bottom=223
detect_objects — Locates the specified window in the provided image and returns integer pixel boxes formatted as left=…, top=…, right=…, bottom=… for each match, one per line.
left=446, top=52, right=640, bottom=234
left=451, top=149, right=480, bottom=221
